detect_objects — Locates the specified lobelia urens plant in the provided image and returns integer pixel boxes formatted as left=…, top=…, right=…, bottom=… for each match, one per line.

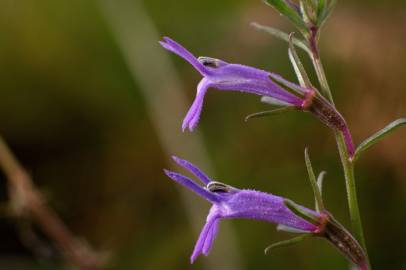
left=161, top=0, right=406, bottom=269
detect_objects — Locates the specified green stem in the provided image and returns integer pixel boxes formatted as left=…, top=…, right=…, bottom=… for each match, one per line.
left=336, top=132, right=369, bottom=261
left=309, top=47, right=370, bottom=268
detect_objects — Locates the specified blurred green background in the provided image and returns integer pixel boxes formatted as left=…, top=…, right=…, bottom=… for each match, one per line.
left=0, top=0, right=405, bottom=269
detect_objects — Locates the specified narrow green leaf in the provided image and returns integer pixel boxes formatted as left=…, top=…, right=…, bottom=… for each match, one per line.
left=261, top=96, right=292, bottom=106
left=300, top=0, right=317, bottom=24
left=245, top=107, right=297, bottom=122
left=316, top=0, right=326, bottom=18
left=317, top=0, right=336, bottom=26
left=269, top=73, right=306, bottom=95
left=251, top=22, right=311, bottom=54
left=284, top=199, right=319, bottom=223
left=288, top=33, right=312, bottom=88
left=353, top=118, right=406, bottom=161
left=303, top=0, right=316, bottom=10
left=304, top=148, right=325, bottom=212
left=316, top=171, right=326, bottom=196
left=264, top=234, right=311, bottom=255
left=264, top=0, right=308, bottom=32
left=277, top=224, right=310, bottom=234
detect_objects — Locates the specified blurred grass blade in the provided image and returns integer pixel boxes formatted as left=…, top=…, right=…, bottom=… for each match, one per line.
left=245, top=107, right=296, bottom=122
left=316, top=171, right=326, bottom=196
left=304, top=148, right=324, bottom=212
left=263, top=0, right=307, bottom=32
left=353, top=118, right=406, bottom=161
left=99, top=1, right=243, bottom=269
left=264, top=234, right=310, bottom=255
left=284, top=199, right=319, bottom=223
left=288, top=33, right=312, bottom=88
left=251, top=22, right=311, bottom=54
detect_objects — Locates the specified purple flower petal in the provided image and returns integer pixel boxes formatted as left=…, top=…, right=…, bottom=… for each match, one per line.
left=160, top=37, right=211, bottom=76
left=171, top=156, right=212, bottom=184
left=182, top=79, right=211, bottom=131
left=213, top=77, right=303, bottom=106
left=226, top=190, right=318, bottom=232
left=191, top=213, right=220, bottom=263
left=164, top=169, right=219, bottom=203
left=202, top=218, right=219, bottom=255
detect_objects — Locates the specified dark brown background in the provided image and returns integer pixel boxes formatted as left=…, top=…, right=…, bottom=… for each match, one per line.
left=0, top=0, right=405, bottom=269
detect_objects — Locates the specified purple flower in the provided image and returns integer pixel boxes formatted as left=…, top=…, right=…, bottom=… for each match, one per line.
left=160, top=37, right=311, bottom=132
left=164, top=157, right=368, bottom=269
left=164, top=156, right=320, bottom=263
left=159, top=37, right=355, bottom=157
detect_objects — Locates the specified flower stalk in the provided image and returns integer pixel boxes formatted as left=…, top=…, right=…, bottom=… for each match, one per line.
left=256, top=0, right=370, bottom=267
left=309, top=38, right=370, bottom=268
